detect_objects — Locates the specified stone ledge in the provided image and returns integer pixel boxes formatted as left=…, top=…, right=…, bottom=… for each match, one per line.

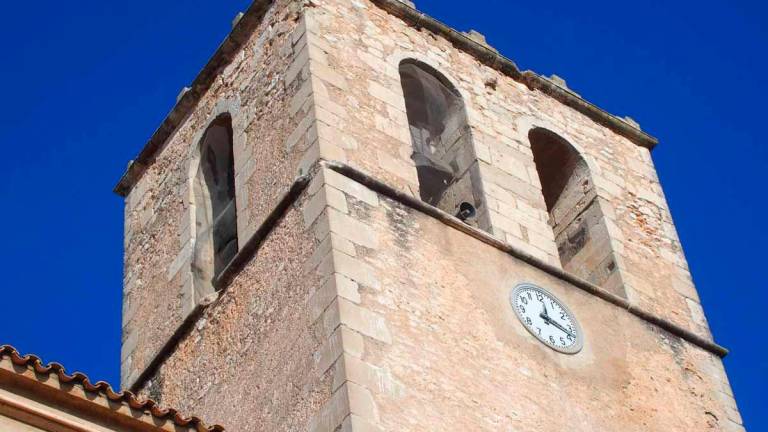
left=322, top=160, right=727, bottom=358
left=125, top=158, right=727, bottom=395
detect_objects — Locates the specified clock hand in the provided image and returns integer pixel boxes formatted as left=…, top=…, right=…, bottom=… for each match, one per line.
left=541, top=300, right=549, bottom=317
left=539, top=313, right=575, bottom=339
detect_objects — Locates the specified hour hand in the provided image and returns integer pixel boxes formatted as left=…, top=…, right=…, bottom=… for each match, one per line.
left=540, top=314, right=574, bottom=338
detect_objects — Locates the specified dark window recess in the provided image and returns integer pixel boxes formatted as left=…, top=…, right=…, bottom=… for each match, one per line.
left=194, top=115, right=238, bottom=287
left=399, top=61, right=481, bottom=223
left=529, top=128, right=624, bottom=296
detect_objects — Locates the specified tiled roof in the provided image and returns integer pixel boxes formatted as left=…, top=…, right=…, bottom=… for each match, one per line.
left=0, top=344, right=225, bottom=432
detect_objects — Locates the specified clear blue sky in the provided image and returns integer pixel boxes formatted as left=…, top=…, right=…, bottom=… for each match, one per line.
left=0, top=0, right=764, bottom=429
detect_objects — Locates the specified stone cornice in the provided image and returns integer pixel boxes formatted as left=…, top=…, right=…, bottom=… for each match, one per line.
left=370, top=0, right=658, bottom=147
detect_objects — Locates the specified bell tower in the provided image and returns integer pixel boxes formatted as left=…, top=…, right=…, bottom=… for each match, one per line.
left=117, top=0, right=743, bottom=430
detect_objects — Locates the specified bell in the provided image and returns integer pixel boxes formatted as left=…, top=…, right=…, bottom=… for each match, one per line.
left=455, top=202, right=476, bottom=222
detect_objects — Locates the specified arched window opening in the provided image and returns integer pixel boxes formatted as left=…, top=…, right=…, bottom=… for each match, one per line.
left=192, top=114, right=238, bottom=290
left=529, top=128, right=622, bottom=294
left=399, top=60, right=481, bottom=221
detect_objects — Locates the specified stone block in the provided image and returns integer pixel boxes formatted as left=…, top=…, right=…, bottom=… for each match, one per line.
left=285, top=109, right=316, bottom=151
left=376, top=150, right=418, bottom=184
left=488, top=210, right=523, bottom=239
left=285, top=45, right=310, bottom=85
left=332, top=250, right=381, bottom=290
left=307, top=384, right=351, bottom=432
left=478, top=163, right=543, bottom=204
left=334, top=354, right=402, bottom=397
left=337, top=298, right=392, bottom=344
left=341, top=414, right=384, bottom=432
left=326, top=186, right=350, bottom=214
left=323, top=169, right=379, bottom=207
left=303, top=186, right=330, bottom=228
left=166, top=240, right=192, bottom=282
left=120, top=330, right=138, bottom=363
left=327, top=208, right=379, bottom=249
left=368, top=81, right=404, bottom=109
left=314, top=325, right=346, bottom=374
left=311, top=61, right=349, bottom=90
left=310, top=272, right=362, bottom=321
left=346, top=381, right=380, bottom=423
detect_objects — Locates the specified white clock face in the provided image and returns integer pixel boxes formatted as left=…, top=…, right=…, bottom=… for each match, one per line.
left=510, top=284, right=583, bottom=354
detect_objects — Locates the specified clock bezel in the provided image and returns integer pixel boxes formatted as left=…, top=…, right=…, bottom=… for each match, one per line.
left=509, top=283, right=584, bottom=354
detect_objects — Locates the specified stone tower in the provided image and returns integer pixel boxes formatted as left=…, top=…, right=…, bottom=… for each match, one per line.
left=116, top=0, right=743, bottom=430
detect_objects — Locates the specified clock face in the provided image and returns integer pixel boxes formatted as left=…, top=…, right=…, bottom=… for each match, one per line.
left=510, top=283, right=583, bottom=354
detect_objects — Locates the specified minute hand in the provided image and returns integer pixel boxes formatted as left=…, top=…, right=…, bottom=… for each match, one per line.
left=540, top=313, right=575, bottom=338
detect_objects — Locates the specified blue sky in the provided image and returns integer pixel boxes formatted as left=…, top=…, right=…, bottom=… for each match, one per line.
left=0, top=0, right=764, bottom=429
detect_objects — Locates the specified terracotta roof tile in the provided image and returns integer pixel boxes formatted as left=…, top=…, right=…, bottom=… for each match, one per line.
left=0, top=344, right=225, bottom=432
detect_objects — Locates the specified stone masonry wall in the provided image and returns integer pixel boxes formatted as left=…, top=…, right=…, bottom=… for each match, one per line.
left=119, top=0, right=733, bottom=429
left=303, top=0, right=709, bottom=338
left=137, top=197, right=334, bottom=431
left=121, top=0, right=324, bottom=388
left=307, top=168, right=742, bottom=432
left=135, top=166, right=399, bottom=431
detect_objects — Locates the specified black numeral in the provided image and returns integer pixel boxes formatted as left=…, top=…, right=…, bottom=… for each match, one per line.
left=536, top=293, right=544, bottom=301
left=525, top=317, right=532, bottom=325
left=536, top=327, right=542, bottom=335
left=549, top=336, right=556, bottom=344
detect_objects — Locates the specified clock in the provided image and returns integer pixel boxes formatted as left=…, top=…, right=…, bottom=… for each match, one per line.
left=510, top=283, right=584, bottom=354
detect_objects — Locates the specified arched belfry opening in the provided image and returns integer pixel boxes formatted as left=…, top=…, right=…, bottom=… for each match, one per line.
left=399, top=60, right=483, bottom=224
left=529, top=128, right=623, bottom=295
left=192, top=114, right=238, bottom=293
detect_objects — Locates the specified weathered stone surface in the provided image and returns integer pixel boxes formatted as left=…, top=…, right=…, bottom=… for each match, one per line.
left=336, top=181, right=736, bottom=431
left=300, top=0, right=709, bottom=339
left=139, top=203, right=331, bottom=431
left=121, top=0, right=317, bottom=388
left=118, top=0, right=740, bottom=430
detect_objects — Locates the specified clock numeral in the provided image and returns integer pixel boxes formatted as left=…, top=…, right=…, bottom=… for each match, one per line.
left=519, top=305, right=526, bottom=314
left=536, top=327, right=542, bottom=335
left=525, top=317, right=532, bottom=326
left=560, top=312, right=567, bottom=320
left=549, top=336, right=556, bottom=344
left=536, top=293, right=544, bottom=301
left=521, top=296, right=528, bottom=305
left=560, top=337, right=566, bottom=346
